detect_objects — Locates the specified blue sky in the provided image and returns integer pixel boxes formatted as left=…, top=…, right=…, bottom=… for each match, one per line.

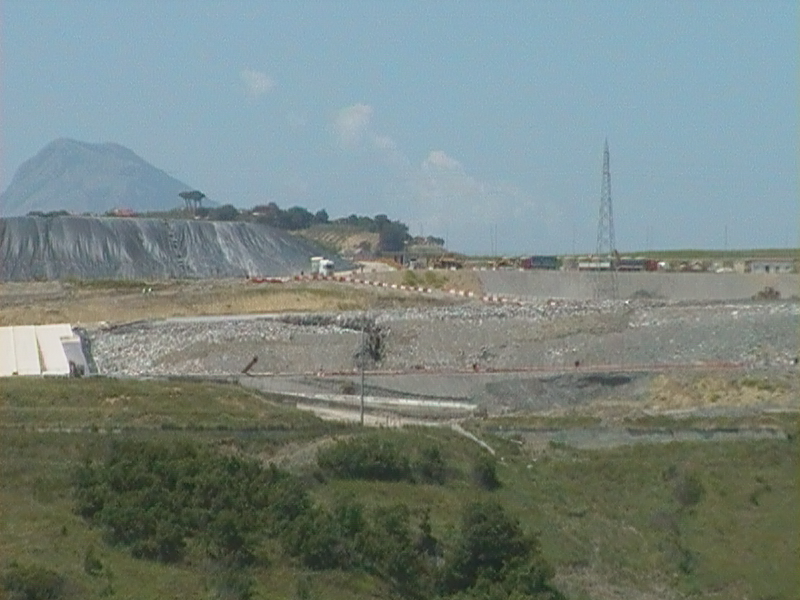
left=1, top=0, right=797, bottom=254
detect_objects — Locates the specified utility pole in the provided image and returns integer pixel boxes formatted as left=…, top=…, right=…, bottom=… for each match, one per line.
left=572, top=224, right=576, bottom=255
left=360, top=317, right=365, bottom=426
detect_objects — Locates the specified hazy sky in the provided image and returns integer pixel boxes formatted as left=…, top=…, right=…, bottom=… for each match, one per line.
left=1, top=1, right=797, bottom=254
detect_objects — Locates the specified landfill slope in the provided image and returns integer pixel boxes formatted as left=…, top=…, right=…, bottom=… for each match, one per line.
left=0, top=216, right=346, bottom=281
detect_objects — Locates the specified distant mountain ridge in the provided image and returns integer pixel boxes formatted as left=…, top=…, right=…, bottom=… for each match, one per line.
left=0, top=138, right=196, bottom=216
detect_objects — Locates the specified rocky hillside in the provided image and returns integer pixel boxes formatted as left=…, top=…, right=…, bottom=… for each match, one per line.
left=0, top=138, right=194, bottom=216
left=0, top=216, right=348, bottom=281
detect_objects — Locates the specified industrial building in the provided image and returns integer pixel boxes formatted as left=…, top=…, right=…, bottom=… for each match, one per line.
left=746, top=259, right=795, bottom=274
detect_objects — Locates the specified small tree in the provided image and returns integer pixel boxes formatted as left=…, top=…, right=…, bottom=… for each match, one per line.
left=377, top=219, right=409, bottom=252
left=354, top=322, right=386, bottom=365
left=179, top=190, right=206, bottom=215
left=415, top=445, right=447, bottom=484
left=443, top=501, right=560, bottom=598
left=210, top=204, right=239, bottom=222
left=472, top=453, right=501, bottom=490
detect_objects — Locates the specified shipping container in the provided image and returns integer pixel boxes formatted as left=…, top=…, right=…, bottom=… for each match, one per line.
left=521, top=255, right=560, bottom=270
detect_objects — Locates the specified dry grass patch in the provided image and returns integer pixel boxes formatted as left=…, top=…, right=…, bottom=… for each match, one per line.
left=646, top=373, right=795, bottom=410
left=0, top=278, right=461, bottom=326
left=0, top=280, right=377, bottom=326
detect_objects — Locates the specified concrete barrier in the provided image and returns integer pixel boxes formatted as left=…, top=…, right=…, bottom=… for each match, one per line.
left=0, top=327, right=17, bottom=376
left=12, top=325, right=40, bottom=375
left=35, top=324, right=72, bottom=375
left=478, top=270, right=800, bottom=301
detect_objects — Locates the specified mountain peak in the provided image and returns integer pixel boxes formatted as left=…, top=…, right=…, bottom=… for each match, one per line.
left=1, top=139, right=194, bottom=216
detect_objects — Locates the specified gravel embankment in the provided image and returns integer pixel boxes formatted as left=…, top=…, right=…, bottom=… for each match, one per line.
left=90, top=300, right=799, bottom=377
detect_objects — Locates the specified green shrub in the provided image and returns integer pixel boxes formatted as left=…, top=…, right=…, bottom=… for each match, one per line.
left=673, top=471, right=706, bottom=509
left=82, top=546, right=103, bottom=576
left=209, top=566, right=255, bottom=600
left=401, top=269, right=448, bottom=289
left=2, top=562, right=66, bottom=600
left=422, top=271, right=448, bottom=289
left=401, top=270, right=420, bottom=287
left=472, top=453, right=501, bottom=490
left=72, top=439, right=308, bottom=565
left=442, top=500, right=562, bottom=599
left=317, top=436, right=452, bottom=485
left=317, top=436, right=412, bottom=482
left=739, top=377, right=778, bottom=392
left=414, top=445, right=448, bottom=484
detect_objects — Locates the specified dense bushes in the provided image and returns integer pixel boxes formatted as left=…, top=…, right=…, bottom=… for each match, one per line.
left=318, top=435, right=502, bottom=490
left=2, top=562, right=66, bottom=600
left=73, top=440, right=307, bottom=565
left=281, top=498, right=435, bottom=596
left=402, top=270, right=449, bottom=289
left=282, top=498, right=561, bottom=599
left=317, top=435, right=453, bottom=484
left=317, top=436, right=412, bottom=481
left=73, top=438, right=560, bottom=599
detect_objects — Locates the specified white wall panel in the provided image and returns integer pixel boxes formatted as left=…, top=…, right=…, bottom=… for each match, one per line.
left=36, top=324, right=71, bottom=375
left=12, top=325, right=41, bottom=375
left=0, top=327, right=17, bottom=376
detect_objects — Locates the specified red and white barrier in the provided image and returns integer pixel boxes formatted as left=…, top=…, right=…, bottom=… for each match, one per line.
left=269, top=273, right=525, bottom=306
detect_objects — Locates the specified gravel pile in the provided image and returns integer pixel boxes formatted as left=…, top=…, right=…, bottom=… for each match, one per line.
left=90, top=299, right=799, bottom=377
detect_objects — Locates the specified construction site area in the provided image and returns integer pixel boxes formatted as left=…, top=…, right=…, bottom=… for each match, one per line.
left=1, top=145, right=798, bottom=600
left=2, top=268, right=797, bottom=426
left=2, top=248, right=798, bottom=600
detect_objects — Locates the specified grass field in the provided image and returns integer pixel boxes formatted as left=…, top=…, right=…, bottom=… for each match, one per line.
left=1, top=377, right=798, bottom=599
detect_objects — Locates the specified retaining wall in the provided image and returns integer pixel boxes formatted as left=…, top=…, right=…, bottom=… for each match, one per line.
left=478, top=270, right=799, bottom=301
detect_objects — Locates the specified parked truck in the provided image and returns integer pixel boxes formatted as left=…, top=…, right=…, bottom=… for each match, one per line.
left=310, top=256, right=335, bottom=277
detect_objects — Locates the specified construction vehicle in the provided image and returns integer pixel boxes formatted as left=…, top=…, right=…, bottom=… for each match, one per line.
left=310, top=256, right=335, bottom=277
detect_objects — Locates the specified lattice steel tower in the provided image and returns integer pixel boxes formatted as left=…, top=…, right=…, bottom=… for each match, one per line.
left=594, top=139, right=618, bottom=300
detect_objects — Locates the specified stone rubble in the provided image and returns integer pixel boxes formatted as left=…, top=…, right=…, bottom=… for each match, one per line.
left=90, top=299, right=800, bottom=377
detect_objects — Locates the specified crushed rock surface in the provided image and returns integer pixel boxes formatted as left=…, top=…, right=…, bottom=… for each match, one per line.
left=91, top=299, right=799, bottom=376
left=90, top=299, right=800, bottom=414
